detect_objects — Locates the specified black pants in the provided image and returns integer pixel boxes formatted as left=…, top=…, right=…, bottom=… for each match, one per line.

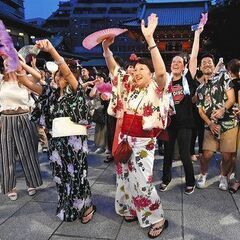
left=162, top=128, right=195, bottom=187
left=190, top=122, right=204, bottom=155
left=106, top=115, right=117, bottom=152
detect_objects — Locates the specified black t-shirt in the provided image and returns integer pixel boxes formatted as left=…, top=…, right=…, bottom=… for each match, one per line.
left=232, top=78, right=240, bottom=104
left=169, top=71, right=195, bottom=129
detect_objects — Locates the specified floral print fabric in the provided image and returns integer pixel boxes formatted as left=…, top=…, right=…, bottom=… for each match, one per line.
left=50, top=135, right=91, bottom=221
left=32, top=84, right=91, bottom=131
left=196, top=72, right=238, bottom=133
left=115, top=135, right=164, bottom=227
left=31, top=84, right=92, bottom=221
left=107, top=67, right=175, bottom=130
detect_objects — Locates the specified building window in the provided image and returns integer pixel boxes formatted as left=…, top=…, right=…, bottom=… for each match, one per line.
left=11, top=35, right=25, bottom=49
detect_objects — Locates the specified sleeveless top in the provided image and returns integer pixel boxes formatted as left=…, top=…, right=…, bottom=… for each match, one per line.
left=0, top=80, right=35, bottom=112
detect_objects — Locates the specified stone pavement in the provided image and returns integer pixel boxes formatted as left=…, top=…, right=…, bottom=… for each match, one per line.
left=0, top=138, right=240, bottom=240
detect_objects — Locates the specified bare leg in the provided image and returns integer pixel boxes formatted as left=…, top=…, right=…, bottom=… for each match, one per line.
left=200, top=150, right=214, bottom=175
left=221, top=152, right=234, bottom=177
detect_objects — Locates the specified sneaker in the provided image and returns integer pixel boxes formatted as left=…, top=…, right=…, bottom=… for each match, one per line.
left=184, top=186, right=195, bottom=195
left=94, top=148, right=105, bottom=154
left=219, top=176, right=228, bottom=191
left=196, top=174, right=207, bottom=189
left=159, top=182, right=168, bottom=192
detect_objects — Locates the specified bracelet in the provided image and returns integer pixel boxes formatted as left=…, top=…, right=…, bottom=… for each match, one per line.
left=15, top=72, right=27, bottom=77
left=103, top=51, right=113, bottom=58
left=148, top=45, right=157, bottom=51
left=55, top=57, right=65, bottom=66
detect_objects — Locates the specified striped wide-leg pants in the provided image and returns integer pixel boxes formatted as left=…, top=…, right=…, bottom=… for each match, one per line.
left=0, top=113, right=43, bottom=194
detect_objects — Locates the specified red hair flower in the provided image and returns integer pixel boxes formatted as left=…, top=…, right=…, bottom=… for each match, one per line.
left=129, top=53, right=140, bottom=62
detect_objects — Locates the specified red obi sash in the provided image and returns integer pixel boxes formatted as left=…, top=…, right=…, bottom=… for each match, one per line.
left=121, top=113, right=162, bottom=138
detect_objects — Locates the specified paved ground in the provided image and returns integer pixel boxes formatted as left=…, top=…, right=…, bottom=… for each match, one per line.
left=0, top=136, right=240, bottom=240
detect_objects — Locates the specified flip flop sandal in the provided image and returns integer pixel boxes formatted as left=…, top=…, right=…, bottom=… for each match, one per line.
left=8, top=192, right=18, bottom=201
left=81, top=205, right=96, bottom=224
left=148, top=219, right=169, bottom=239
left=124, top=216, right=138, bottom=223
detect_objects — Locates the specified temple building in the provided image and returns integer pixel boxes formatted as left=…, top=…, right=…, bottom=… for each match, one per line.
left=0, top=0, right=53, bottom=50
left=43, top=0, right=211, bottom=66
left=122, top=0, right=210, bottom=65
left=44, top=0, right=141, bottom=65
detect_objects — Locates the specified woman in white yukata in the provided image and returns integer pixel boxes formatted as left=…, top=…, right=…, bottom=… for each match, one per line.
left=102, top=14, right=174, bottom=238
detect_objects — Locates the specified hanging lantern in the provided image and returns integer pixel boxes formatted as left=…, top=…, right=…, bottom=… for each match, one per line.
left=158, top=42, right=166, bottom=51
left=182, top=41, right=191, bottom=51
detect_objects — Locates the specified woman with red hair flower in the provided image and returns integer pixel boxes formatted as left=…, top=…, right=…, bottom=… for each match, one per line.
left=102, top=13, right=174, bottom=238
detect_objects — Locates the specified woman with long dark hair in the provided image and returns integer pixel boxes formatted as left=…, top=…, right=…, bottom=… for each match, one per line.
left=15, top=39, right=95, bottom=223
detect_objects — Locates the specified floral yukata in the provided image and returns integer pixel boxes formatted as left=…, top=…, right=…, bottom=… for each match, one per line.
left=32, top=84, right=91, bottom=222
left=108, top=67, right=174, bottom=227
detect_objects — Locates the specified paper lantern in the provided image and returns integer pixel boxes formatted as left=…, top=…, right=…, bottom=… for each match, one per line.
left=158, top=42, right=166, bottom=51
left=182, top=41, right=191, bottom=51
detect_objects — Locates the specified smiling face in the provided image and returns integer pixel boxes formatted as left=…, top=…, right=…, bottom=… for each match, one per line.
left=171, top=56, right=185, bottom=77
left=200, top=57, right=215, bottom=76
left=133, top=63, right=152, bottom=88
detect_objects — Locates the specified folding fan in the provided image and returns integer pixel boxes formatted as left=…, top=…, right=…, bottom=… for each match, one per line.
left=82, top=28, right=128, bottom=50
left=0, top=20, right=19, bottom=73
left=96, top=82, right=112, bottom=94
left=18, top=45, right=40, bottom=63
left=45, top=61, right=58, bottom=73
left=191, top=12, right=208, bottom=31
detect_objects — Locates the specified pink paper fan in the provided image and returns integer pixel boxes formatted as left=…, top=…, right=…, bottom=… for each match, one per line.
left=0, top=20, right=19, bottom=73
left=96, top=82, right=112, bottom=94
left=199, top=12, right=208, bottom=27
left=82, top=28, right=128, bottom=50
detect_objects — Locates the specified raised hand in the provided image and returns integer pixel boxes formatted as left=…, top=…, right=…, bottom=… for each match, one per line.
left=141, top=13, right=158, bottom=42
left=35, top=39, right=54, bottom=53
left=102, top=37, right=115, bottom=49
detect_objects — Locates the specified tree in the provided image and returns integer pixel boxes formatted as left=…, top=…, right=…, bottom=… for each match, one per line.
left=202, top=0, right=240, bottom=61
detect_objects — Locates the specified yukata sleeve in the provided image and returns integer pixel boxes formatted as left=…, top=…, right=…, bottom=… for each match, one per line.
left=65, top=84, right=91, bottom=125
left=107, top=66, right=129, bottom=118
left=31, top=84, right=53, bottom=128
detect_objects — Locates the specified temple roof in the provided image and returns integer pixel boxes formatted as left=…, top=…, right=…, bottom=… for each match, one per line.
left=123, top=0, right=209, bottom=27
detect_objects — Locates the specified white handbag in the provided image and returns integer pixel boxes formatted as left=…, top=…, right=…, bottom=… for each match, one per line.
left=52, top=117, right=87, bottom=138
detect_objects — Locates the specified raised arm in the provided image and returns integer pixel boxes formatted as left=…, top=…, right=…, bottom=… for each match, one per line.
left=102, top=37, right=118, bottom=76
left=20, top=60, right=42, bottom=83
left=141, top=13, right=166, bottom=90
left=16, top=67, right=43, bottom=95
left=188, top=27, right=203, bottom=78
left=35, top=39, right=78, bottom=92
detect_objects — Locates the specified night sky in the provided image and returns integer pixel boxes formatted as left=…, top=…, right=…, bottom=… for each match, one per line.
left=24, top=0, right=68, bottom=19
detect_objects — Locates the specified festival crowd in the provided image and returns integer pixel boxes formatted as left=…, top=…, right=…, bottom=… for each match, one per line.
left=0, top=14, right=239, bottom=239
